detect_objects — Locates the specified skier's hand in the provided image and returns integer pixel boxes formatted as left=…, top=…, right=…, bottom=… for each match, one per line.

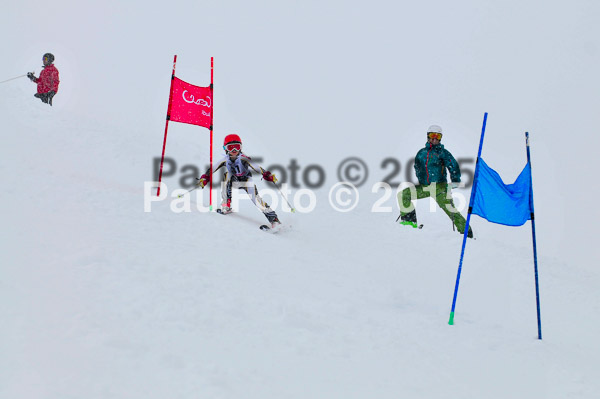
left=196, top=178, right=207, bottom=188
left=27, top=72, right=36, bottom=82
left=196, top=174, right=210, bottom=188
left=262, top=171, right=277, bottom=183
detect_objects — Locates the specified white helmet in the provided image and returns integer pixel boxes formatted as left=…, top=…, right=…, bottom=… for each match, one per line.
left=427, top=125, right=443, bottom=134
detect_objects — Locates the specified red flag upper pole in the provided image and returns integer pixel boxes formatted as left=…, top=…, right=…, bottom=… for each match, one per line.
left=210, top=57, right=214, bottom=209
left=157, top=55, right=178, bottom=196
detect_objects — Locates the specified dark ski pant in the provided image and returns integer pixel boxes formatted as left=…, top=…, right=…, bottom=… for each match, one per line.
left=397, top=182, right=472, bottom=235
left=34, top=91, right=55, bottom=106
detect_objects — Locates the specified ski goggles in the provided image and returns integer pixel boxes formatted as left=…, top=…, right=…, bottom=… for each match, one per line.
left=427, top=132, right=443, bottom=140
left=224, top=143, right=241, bottom=152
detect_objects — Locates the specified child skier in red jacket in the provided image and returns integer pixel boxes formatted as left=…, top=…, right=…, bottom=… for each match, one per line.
left=27, top=53, right=60, bottom=106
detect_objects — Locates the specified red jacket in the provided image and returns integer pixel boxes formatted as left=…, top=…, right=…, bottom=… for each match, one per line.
left=35, top=64, right=60, bottom=94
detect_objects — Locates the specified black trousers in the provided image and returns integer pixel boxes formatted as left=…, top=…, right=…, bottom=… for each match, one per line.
left=34, top=91, right=55, bottom=106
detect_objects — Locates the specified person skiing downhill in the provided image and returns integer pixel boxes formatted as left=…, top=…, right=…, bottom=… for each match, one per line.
left=397, top=125, right=474, bottom=238
left=27, top=53, right=60, bottom=106
left=196, top=134, right=282, bottom=228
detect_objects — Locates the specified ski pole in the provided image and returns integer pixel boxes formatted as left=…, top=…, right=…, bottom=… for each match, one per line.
left=176, top=186, right=200, bottom=198
left=269, top=180, right=296, bottom=213
left=260, top=167, right=296, bottom=212
left=0, top=74, right=27, bottom=84
left=176, top=178, right=204, bottom=198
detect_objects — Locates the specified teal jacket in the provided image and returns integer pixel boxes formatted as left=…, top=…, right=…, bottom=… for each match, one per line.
left=414, top=142, right=461, bottom=185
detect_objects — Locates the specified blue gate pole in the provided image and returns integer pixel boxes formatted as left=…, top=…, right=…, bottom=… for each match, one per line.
left=526, top=132, right=542, bottom=339
left=449, top=112, right=488, bottom=325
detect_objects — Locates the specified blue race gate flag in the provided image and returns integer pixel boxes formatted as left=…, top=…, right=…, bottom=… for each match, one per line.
left=471, top=158, right=532, bottom=226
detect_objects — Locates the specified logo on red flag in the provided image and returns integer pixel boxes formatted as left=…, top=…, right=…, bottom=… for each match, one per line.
left=169, top=77, right=212, bottom=128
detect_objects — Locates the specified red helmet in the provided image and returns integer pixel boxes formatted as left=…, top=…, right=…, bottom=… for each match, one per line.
left=223, top=134, right=241, bottom=146
left=223, top=134, right=242, bottom=153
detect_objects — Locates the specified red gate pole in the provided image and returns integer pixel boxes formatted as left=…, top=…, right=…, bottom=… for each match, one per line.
left=157, top=55, right=178, bottom=196
left=209, top=56, right=214, bottom=210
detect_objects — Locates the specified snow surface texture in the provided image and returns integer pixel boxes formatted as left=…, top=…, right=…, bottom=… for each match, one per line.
left=2, top=1, right=600, bottom=398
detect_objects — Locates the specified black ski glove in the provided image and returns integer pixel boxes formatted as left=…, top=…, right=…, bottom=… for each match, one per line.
left=27, top=72, right=36, bottom=82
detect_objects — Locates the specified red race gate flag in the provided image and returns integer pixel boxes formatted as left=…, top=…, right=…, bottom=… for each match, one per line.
left=169, top=77, right=212, bottom=128
left=157, top=56, right=214, bottom=199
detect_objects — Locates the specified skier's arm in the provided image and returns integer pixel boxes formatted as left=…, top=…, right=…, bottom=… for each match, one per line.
left=414, top=158, right=422, bottom=176
left=51, top=68, right=60, bottom=92
left=39, top=69, right=50, bottom=89
left=243, top=157, right=278, bottom=183
left=443, top=150, right=461, bottom=182
left=244, top=156, right=263, bottom=174
left=414, top=149, right=425, bottom=181
left=197, top=159, right=226, bottom=188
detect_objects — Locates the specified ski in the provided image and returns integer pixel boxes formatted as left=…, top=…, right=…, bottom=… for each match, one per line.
left=218, top=209, right=284, bottom=232
left=260, top=224, right=286, bottom=233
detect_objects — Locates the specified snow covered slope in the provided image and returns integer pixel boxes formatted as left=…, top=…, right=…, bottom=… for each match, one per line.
left=2, top=1, right=600, bottom=398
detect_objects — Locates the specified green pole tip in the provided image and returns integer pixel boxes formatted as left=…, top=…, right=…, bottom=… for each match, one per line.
left=448, top=312, right=455, bottom=325
left=209, top=205, right=213, bottom=211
